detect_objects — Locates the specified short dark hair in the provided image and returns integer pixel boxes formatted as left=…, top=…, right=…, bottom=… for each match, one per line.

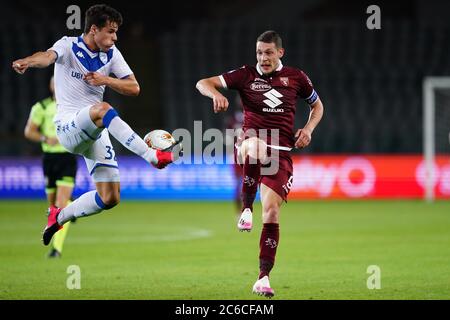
left=256, top=30, right=282, bottom=48
left=84, top=4, right=123, bottom=34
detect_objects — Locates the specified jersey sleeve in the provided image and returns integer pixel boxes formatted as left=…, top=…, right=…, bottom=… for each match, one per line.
left=48, top=36, right=70, bottom=63
left=219, top=66, right=249, bottom=90
left=111, top=47, right=133, bottom=79
left=29, top=102, right=44, bottom=126
left=298, top=70, right=319, bottom=105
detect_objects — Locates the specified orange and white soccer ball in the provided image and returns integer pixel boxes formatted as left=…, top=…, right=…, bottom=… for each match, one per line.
left=144, top=130, right=176, bottom=150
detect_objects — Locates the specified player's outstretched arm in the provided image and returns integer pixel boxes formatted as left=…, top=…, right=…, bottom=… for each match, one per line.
left=12, top=51, right=57, bottom=74
left=196, top=76, right=229, bottom=113
left=295, top=98, right=324, bottom=149
left=83, top=73, right=140, bottom=96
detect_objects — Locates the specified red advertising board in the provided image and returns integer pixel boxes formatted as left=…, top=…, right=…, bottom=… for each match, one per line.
left=289, top=155, right=450, bottom=199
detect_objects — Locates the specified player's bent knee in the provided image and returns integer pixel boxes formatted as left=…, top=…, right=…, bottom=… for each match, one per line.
left=104, top=194, right=120, bottom=208
left=242, top=138, right=262, bottom=158
left=97, top=102, right=112, bottom=113
left=90, top=102, right=112, bottom=120
left=103, top=193, right=120, bottom=208
left=95, top=192, right=120, bottom=210
left=244, top=140, right=267, bottom=163
left=246, top=143, right=259, bottom=160
left=91, top=102, right=111, bottom=113
left=104, top=200, right=119, bottom=209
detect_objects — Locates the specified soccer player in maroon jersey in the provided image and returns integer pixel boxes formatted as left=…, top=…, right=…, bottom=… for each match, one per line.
left=196, top=30, right=324, bottom=297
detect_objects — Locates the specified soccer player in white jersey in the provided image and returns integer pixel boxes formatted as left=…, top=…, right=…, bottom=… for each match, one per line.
left=12, top=4, right=181, bottom=245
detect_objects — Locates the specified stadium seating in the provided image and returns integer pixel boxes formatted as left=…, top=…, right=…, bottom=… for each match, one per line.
left=3, top=4, right=450, bottom=156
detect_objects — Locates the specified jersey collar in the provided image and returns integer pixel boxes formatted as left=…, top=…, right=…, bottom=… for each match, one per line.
left=78, top=35, right=100, bottom=55
left=256, top=60, right=283, bottom=76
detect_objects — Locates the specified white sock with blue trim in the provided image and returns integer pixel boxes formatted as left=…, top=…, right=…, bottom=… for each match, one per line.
left=57, top=191, right=102, bottom=225
left=103, top=108, right=158, bottom=165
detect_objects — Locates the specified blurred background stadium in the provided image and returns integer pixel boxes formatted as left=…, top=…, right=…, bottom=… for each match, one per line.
left=1, top=0, right=450, bottom=301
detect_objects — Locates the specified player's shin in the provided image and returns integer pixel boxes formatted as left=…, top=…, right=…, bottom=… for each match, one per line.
left=102, top=108, right=158, bottom=164
left=56, top=191, right=103, bottom=225
left=241, top=155, right=261, bottom=211
left=259, top=223, right=279, bottom=279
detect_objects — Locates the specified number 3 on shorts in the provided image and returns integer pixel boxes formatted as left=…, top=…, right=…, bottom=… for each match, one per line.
left=105, top=145, right=116, bottom=161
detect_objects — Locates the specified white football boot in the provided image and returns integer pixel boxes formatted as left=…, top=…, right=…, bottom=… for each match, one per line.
left=252, top=276, right=275, bottom=298
left=237, top=208, right=252, bottom=232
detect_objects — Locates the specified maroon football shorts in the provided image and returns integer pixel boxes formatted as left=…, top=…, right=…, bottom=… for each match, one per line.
left=260, top=152, right=293, bottom=202
left=234, top=145, right=293, bottom=201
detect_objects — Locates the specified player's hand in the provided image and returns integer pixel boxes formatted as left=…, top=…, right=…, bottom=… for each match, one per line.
left=12, top=59, right=29, bottom=74
left=213, top=94, right=229, bottom=113
left=294, top=128, right=312, bottom=148
left=84, top=72, right=108, bottom=86
left=46, top=137, right=59, bottom=146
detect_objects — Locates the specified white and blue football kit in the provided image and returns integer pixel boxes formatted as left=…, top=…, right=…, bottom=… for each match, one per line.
left=41, top=34, right=170, bottom=232
left=49, top=36, right=133, bottom=182
left=40, top=29, right=179, bottom=245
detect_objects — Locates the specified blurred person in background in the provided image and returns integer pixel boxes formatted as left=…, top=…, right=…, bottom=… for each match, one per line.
left=24, top=76, right=78, bottom=258
left=196, top=30, right=324, bottom=297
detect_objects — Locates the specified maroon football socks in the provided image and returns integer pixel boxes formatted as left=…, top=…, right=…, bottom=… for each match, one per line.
left=258, top=223, right=279, bottom=279
left=241, top=155, right=261, bottom=211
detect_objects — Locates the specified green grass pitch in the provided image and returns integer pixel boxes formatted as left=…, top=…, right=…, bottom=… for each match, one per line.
left=0, top=200, right=449, bottom=299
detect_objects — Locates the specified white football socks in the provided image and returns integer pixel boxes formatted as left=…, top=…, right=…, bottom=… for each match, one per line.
left=57, top=191, right=102, bottom=225
left=103, top=109, right=158, bottom=165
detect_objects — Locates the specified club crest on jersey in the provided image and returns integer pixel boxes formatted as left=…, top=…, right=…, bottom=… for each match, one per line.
left=250, top=82, right=272, bottom=92
left=280, top=77, right=289, bottom=86
left=99, top=52, right=108, bottom=64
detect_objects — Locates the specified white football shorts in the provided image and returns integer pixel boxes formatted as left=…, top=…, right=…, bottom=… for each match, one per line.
left=55, top=106, right=120, bottom=183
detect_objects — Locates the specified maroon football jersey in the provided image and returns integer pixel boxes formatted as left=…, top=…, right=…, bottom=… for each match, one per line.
left=220, top=62, right=318, bottom=149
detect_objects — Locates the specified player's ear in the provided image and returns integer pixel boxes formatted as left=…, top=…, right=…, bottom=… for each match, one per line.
left=278, top=48, right=285, bottom=58
left=90, top=25, right=98, bottom=36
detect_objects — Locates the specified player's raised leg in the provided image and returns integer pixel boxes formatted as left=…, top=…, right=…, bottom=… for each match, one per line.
left=252, top=183, right=282, bottom=297
left=237, top=137, right=268, bottom=231
left=90, top=102, right=181, bottom=167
